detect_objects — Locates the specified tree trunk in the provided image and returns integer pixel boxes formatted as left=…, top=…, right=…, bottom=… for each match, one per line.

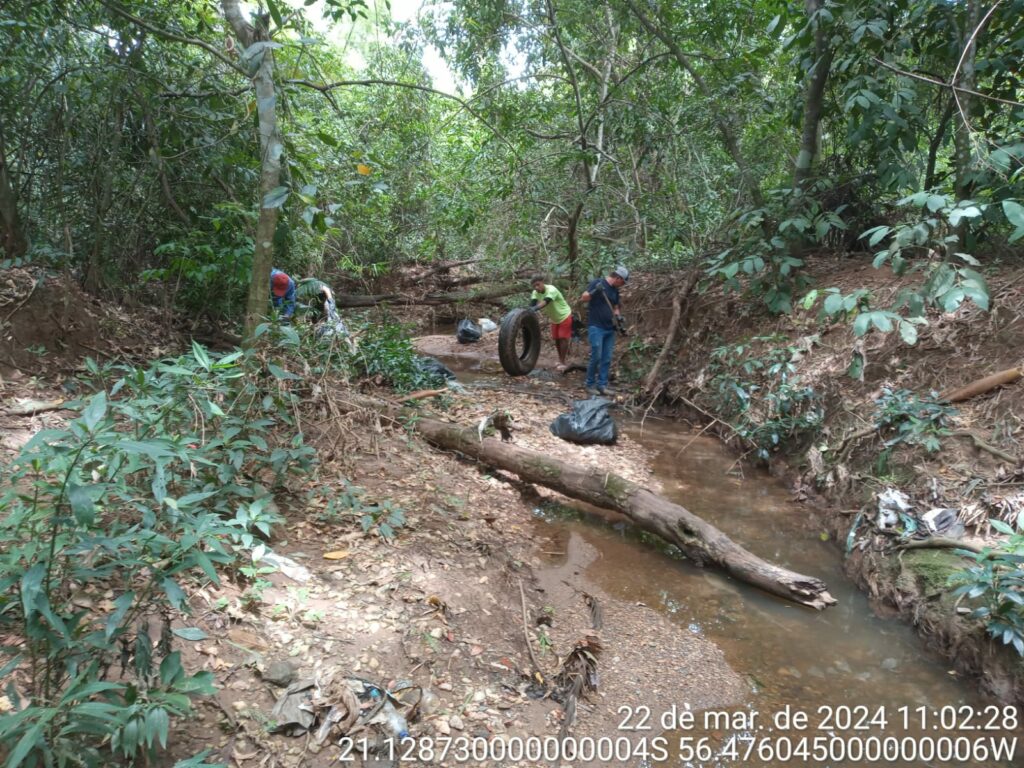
left=0, top=117, right=27, bottom=259
left=793, top=0, right=834, bottom=191
left=139, top=96, right=190, bottom=225
left=222, top=0, right=283, bottom=341
left=924, top=94, right=954, bottom=190
left=953, top=0, right=980, bottom=251
left=566, top=202, right=583, bottom=282
left=389, top=410, right=836, bottom=609
left=643, top=269, right=699, bottom=393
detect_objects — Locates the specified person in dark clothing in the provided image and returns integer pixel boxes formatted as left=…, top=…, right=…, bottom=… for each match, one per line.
left=580, top=265, right=629, bottom=396
left=270, top=269, right=296, bottom=319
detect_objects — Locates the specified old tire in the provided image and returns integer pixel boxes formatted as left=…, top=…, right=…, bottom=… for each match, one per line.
left=498, top=308, right=542, bottom=376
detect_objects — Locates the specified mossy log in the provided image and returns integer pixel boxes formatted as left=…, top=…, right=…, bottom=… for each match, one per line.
left=347, top=393, right=836, bottom=609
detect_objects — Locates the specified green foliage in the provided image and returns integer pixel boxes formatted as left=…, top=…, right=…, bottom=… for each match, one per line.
left=952, top=519, right=1024, bottom=657
left=343, top=319, right=448, bottom=393
left=707, top=335, right=823, bottom=459
left=872, top=387, right=954, bottom=452
left=141, top=204, right=256, bottom=320
left=0, top=343, right=313, bottom=766
left=864, top=193, right=991, bottom=314
left=307, top=481, right=406, bottom=542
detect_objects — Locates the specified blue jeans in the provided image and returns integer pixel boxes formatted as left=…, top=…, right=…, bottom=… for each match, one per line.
left=586, top=325, right=616, bottom=389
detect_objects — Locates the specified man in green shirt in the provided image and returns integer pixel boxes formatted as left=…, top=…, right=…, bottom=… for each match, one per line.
left=530, top=275, right=573, bottom=371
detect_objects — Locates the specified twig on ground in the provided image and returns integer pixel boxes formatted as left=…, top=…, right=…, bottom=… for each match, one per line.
left=950, top=429, right=1019, bottom=464
left=2, top=278, right=38, bottom=324
left=518, top=579, right=544, bottom=682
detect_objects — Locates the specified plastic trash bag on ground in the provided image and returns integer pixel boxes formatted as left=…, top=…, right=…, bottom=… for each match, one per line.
left=478, top=317, right=498, bottom=333
left=456, top=318, right=482, bottom=343
left=550, top=398, right=617, bottom=445
left=415, top=356, right=456, bottom=381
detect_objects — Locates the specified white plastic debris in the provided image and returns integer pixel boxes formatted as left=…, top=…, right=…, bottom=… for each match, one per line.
left=921, top=508, right=965, bottom=538
left=877, top=488, right=912, bottom=530
left=260, top=550, right=313, bottom=583
left=478, top=317, right=498, bottom=333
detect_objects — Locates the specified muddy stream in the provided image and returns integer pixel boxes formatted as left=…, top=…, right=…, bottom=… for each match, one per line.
left=439, top=354, right=1021, bottom=766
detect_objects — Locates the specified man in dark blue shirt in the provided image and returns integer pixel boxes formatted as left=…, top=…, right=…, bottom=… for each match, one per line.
left=270, top=269, right=296, bottom=319
left=580, top=265, right=629, bottom=396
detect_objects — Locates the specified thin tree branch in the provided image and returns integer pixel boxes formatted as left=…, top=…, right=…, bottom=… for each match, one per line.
left=870, top=56, right=1023, bottom=109
left=100, top=0, right=250, bottom=78
left=283, top=78, right=519, bottom=155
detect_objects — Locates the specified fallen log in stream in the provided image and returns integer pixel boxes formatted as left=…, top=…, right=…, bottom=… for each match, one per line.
left=345, top=393, right=836, bottom=609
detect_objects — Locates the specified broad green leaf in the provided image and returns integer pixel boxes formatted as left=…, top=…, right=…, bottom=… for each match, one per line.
left=68, top=483, right=96, bottom=526
left=991, top=519, right=1016, bottom=535
left=81, top=391, right=107, bottom=431
left=162, top=578, right=187, bottom=611
left=20, top=563, right=45, bottom=620
left=105, top=591, right=135, bottom=640
left=262, top=186, right=290, bottom=209
left=191, top=341, right=211, bottom=371
left=267, top=362, right=301, bottom=380
left=898, top=321, right=917, bottom=345
left=823, top=293, right=843, bottom=315
left=267, top=0, right=284, bottom=28
left=160, top=651, right=184, bottom=686
left=171, top=627, right=208, bottom=641
left=1003, top=200, right=1024, bottom=229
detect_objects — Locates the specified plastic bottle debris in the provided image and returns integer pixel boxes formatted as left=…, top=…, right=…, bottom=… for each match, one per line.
left=381, top=700, right=410, bottom=740
left=419, top=689, right=440, bottom=715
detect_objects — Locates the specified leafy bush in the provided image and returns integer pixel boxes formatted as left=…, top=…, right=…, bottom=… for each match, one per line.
left=141, top=203, right=256, bottom=320
left=344, top=319, right=449, bottom=393
left=952, top=519, right=1024, bottom=656
left=0, top=342, right=313, bottom=766
left=308, top=481, right=407, bottom=542
left=873, top=387, right=954, bottom=452
left=707, top=336, right=823, bottom=459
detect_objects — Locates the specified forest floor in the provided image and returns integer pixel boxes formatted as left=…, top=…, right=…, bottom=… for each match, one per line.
left=3, top=256, right=1024, bottom=766
left=0, top=271, right=747, bottom=768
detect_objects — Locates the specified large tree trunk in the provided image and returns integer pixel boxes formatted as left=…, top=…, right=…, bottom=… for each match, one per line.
left=222, top=0, right=283, bottom=341
left=420, top=416, right=834, bottom=608
left=0, top=118, right=27, bottom=259
left=793, top=0, right=834, bottom=191
left=348, top=394, right=836, bottom=609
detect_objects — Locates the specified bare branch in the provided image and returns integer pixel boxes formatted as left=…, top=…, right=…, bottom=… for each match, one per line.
left=99, top=0, right=249, bottom=78
left=870, top=57, right=1023, bottom=110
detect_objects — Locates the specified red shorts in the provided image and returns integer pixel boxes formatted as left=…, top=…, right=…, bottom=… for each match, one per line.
left=551, top=315, right=573, bottom=340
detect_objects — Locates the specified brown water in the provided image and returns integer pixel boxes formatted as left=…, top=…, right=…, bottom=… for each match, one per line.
left=535, top=417, right=1021, bottom=766
left=433, top=355, right=1022, bottom=765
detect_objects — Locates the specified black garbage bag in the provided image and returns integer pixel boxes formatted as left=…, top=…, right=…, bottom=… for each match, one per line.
left=550, top=398, right=617, bottom=445
left=415, top=356, right=456, bottom=381
left=456, top=318, right=482, bottom=344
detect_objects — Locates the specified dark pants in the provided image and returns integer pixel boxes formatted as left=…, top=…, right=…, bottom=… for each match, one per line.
left=586, top=325, right=616, bottom=388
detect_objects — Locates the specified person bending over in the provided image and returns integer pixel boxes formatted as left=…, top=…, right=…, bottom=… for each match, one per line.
left=529, top=275, right=573, bottom=371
